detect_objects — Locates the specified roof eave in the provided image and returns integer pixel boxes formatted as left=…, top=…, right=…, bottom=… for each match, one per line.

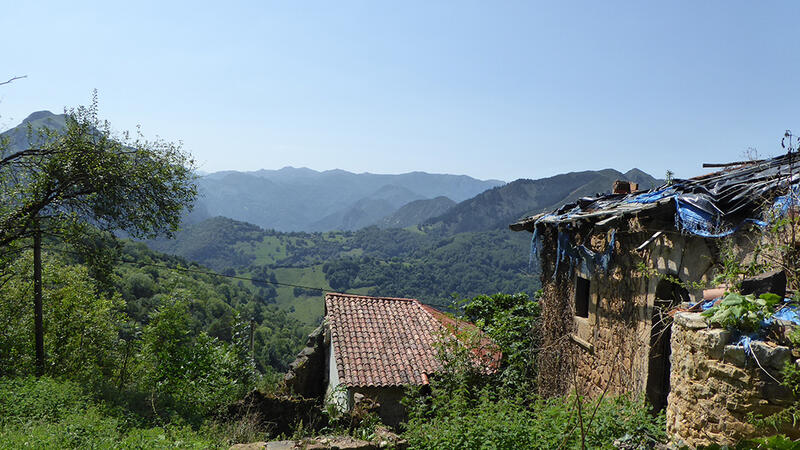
left=509, top=198, right=675, bottom=233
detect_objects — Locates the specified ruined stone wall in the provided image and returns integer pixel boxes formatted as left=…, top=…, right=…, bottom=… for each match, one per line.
left=537, top=226, right=653, bottom=397
left=667, top=312, right=799, bottom=447
left=349, top=386, right=408, bottom=429
left=574, top=229, right=652, bottom=398
left=537, top=227, right=720, bottom=399
left=284, top=325, right=328, bottom=399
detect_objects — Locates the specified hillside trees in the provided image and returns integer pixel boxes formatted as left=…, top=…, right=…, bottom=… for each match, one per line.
left=0, top=95, right=197, bottom=373
left=0, top=252, right=123, bottom=381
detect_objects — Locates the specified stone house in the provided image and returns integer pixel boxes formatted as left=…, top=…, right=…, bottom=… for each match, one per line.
left=285, top=292, right=499, bottom=428
left=510, top=154, right=800, bottom=446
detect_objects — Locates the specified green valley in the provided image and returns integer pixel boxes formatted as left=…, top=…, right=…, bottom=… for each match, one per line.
left=146, top=217, right=537, bottom=325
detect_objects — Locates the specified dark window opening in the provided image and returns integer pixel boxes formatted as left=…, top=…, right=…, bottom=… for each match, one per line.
left=575, top=276, right=590, bottom=318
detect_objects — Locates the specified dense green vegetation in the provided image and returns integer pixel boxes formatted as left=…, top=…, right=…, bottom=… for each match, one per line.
left=0, top=240, right=306, bottom=447
left=0, top=105, right=306, bottom=447
left=402, top=293, right=669, bottom=449
left=0, top=240, right=307, bottom=377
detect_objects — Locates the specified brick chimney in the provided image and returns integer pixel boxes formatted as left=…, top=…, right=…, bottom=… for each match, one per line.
left=613, top=180, right=638, bottom=194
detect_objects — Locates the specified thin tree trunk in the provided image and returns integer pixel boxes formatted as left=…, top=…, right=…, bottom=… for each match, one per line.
left=33, top=217, right=44, bottom=376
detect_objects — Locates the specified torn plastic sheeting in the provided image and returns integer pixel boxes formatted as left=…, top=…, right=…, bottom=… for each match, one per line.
left=674, top=198, right=767, bottom=238
left=686, top=297, right=718, bottom=311
left=674, top=198, right=731, bottom=237
left=528, top=226, right=541, bottom=274
left=771, top=305, right=800, bottom=326
left=701, top=298, right=718, bottom=311
left=625, top=187, right=675, bottom=204
left=734, top=334, right=758, bottom=359
left=552, top=229, right=616, bottom=279
left=676, top=155, right=800, bottom=218
left=553, top=230, right=576, bottom=278
left=524, top=153, right=800, bottom=241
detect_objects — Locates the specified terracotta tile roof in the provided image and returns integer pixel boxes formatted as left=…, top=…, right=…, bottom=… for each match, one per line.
left=325, top=293, right=499, bottom=388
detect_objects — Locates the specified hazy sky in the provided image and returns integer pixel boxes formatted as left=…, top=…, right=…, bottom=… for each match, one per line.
left=2, top=1, right=798, bottom=182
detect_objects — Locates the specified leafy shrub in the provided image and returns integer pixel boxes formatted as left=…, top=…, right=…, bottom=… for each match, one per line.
left=702, top=292, right=782, bottom=332
left=0, top=377, right=225, bottom=449
left=136, top=297, right=254, bottom=422
left=0, top=253, right=125, bottom=382
left=0, top=377, right=92, bottom=425
left=403, top=386, right=665, bottom=449
left=462, top=292, right=540, bottom=389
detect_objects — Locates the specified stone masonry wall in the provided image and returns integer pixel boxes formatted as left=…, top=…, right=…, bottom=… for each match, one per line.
left=538, top=227, right=654, bottom=398
left=284, top=325, right=328, bottom=399
left=538, top=228, right=717, bottom=399
left=667, top=312, right=799, bottom=447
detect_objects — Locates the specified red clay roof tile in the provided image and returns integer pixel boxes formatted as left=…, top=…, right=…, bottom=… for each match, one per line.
left=325, top=292, right=500, bottom=388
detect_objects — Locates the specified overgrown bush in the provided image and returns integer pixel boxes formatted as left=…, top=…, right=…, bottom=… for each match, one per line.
left=403, top=383, right=666, bottom=449
left=403, top=294, right=666, bottom=449
left=0, top=252, right=124, bottom=383
left=462, top=292, right=540, bottom=390
left=136, top=296, right=255, bottom=422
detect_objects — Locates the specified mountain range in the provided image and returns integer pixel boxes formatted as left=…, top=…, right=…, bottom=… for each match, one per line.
left=2, top=111, right=662, bottom=235
left=4, top=110, right=664, bottom=327
left=191, top=167, right=504, bottom=231
left=422, top=168, right=662, bottom=233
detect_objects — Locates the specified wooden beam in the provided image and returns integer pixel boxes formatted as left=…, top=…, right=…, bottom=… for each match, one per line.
left=570, top=334, right=594, bottom=353
left=702, top=159, right=764, bottom=168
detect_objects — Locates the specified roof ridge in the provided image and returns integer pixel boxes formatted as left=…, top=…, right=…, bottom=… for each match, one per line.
left=416, top=302, right=447, bottom=331
left=325, top=292, right=419, bottom=302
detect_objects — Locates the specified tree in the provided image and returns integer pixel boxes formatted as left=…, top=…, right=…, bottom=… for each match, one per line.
left=0, top=94, right=196, bottom=249
left=0, top=93, right=197, bottom=374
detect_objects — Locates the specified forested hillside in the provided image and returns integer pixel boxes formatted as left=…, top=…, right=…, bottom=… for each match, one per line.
left=376, top=195, right=456, bottom=228
left=422, top=168, right=662, bottom=233
left=147, top=217, right=537, bottom=323
left=1, top=237, right=308, bottom=377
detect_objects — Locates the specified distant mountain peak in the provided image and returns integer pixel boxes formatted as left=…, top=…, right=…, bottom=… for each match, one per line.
left=24, top=110, right=60, bottom=122
left=624, top=168, right=649, bottom=177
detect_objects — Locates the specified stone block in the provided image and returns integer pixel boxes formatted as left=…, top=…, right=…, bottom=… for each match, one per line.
left=768, top=320, right=800, bottom=346
left=699, top=328, right=731, bottom=359
left=674, top=312, right=708, bottom=330
left=740, top=270, right=786, bottom=299
left=723, top=345, right=747, bottom=367
left=748, top=341, right=792, bottom=371
left=763, top=383, right=795, bottom=406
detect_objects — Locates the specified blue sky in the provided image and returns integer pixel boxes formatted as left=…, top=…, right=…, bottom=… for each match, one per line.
left=1, top=1, right=798, bottom=182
